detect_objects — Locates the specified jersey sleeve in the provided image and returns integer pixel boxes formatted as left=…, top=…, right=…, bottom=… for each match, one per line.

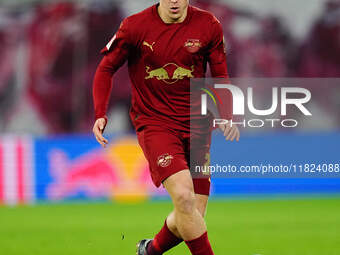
left=207, top=17, right=233, bottom=121
left=92, top=18, right=133, bottom=121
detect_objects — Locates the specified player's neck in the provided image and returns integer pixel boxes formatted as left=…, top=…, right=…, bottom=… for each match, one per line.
left=157, top=4, right=188, bottom=24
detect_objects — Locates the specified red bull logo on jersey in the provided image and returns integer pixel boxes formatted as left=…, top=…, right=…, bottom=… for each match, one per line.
left=145, top=63, right=194, bottom=84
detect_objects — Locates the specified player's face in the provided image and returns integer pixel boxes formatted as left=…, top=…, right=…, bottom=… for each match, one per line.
left=158, top=0, right=189, bottom=23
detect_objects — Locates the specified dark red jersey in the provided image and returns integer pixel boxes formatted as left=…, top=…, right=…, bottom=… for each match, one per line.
left=93, top=4, right=232, bottom=132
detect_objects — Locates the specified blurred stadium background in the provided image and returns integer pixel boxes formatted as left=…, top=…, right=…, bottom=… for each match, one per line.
left=0, top=0, right=339, bottom=254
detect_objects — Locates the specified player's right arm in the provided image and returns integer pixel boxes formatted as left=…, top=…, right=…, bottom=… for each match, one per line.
left=92, top=18, right=133, bottom=147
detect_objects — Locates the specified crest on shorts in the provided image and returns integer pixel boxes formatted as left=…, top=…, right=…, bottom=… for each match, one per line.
left=157, top=153, right=174, bottom=168
left=184, top=39, right=201, bottom=53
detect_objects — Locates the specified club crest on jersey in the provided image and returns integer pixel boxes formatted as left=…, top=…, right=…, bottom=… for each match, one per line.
left=157, top=153, right=174, bottom=168
left=184, top=39, right=201, bottom=53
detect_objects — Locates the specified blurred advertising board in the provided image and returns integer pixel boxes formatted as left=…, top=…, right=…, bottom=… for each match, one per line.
left=34, top=134, right=165, bottom=203
left=0, top=133, right=339, bottom=206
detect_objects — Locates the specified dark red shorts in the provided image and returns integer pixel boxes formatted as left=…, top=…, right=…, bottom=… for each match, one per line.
left=136, top=125, right=212, bottom=195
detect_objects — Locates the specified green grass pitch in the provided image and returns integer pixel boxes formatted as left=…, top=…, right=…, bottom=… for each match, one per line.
left=0, top=197, right=339, bottom=255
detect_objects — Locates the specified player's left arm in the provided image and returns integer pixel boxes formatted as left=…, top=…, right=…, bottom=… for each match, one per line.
left=207, top=17, right=240, bottom=142
left=92, top=18, right=134, bottom=147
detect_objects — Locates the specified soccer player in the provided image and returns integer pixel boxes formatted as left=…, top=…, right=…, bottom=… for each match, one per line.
left=92, top=0, right=240, bottom=254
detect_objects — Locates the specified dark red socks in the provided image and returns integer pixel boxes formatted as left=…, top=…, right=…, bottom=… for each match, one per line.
left=185, top=232, right=214, bottom=255
left=147, top=220, right=183, bottom=255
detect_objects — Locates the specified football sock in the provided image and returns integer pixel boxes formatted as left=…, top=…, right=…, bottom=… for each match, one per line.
left=147, top=220, right=183, bottom=255
left=185, top=232, right=214, bottom=255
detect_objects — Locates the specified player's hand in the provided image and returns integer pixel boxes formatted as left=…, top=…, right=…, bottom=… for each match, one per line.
left=93, top=118, right=108, bottom=147
left=219, top=122, right=240, bottom=142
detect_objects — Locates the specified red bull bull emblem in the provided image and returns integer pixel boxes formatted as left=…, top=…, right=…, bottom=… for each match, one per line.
left=145, top=63, right=194, bottom=84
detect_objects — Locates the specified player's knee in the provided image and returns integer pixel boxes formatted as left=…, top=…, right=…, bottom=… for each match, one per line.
left=173, top=188, right=196, bottom=215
